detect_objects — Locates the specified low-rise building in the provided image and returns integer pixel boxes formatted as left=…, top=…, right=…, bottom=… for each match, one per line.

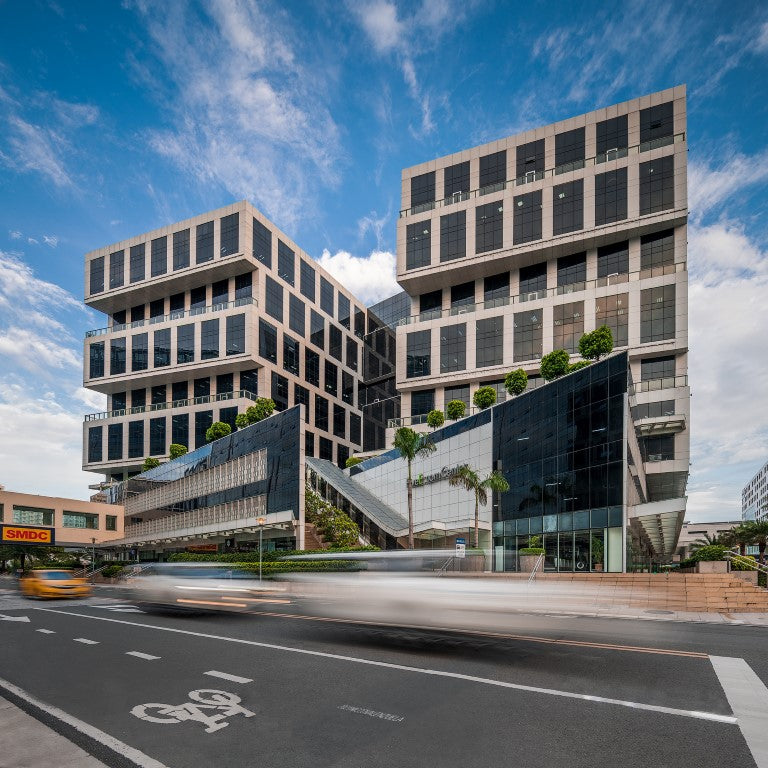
left=675, top=520, right=741, bottom=561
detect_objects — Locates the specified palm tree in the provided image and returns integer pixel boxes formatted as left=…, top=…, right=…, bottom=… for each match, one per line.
left=725, top=524, right=755, bottom=557
left=393, top=427, right=437, bottom=549
left=448, top=464, right=510, bottom=549
left=744, top=520, right=768, bottom=564
left=690, top=531, right=725, bottom=552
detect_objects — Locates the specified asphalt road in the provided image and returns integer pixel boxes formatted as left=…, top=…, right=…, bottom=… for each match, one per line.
left=1, top=591, right=767, bottom=768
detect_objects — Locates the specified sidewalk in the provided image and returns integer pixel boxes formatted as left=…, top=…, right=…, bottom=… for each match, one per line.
left=0, top=695, right=106, bottom=768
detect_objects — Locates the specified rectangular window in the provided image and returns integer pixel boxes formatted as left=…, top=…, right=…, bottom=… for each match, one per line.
left=88, top=426, right=102, bottom=463
left=172, top=413, right=189, bottom=447
left=220, top=212, right=239, bottom=256
left=557, top=252, right=586, bottom=291
left=440, top=323, right=466, bottom=373
left=516, top=139, right=545, bottom=181
left=194, top=411, right=213, bottom=449
left=329, top=325, right=342, bottom=361
left=200, top=319, right=219, bottom=359
left=451, top=281, right=474, bottom=311
left=346, top=337, right=358, bottom=372
left=300, top=260, right=315, bottom=301
left=240, top=370, right=258, bottom=396
left=149, top=417, right=165, bottom=456
left=151, top=384, right=165, bottom=405
left=294, top=384, right=310, bottom=423
left=406, top=330, right=431, bottom=378
left=514, top=310, right=543, bottom=362
left=170, top=292, right=185, bottom=317
left=305, top=431, right=314, bottom=457
left=642, top=434, right=675, bottom=462
left=173, top=229, right=190, bottom=270
left=641, top=285, right=676, bottom=342
left=89, top=342, right=105, bottom=379
left=171, top=382, right=187, bottom=402
left=419, top=289, right=441, bottom=319
left=109, top=250, right=124, bottom=289
left=149, top=299, right=164, bottom=320
left=108, top=423, right=123, bottom=461
left=271, top=372, right=289, bottom=411
left=320, top=277, right=334, bottom=316
left=89, top=256, right=105, bottom=295
left=129, top=244, right=145, bottom=283
left=354, top=308, right=365, bottom=339
left=131, top=333, right=148, bottom=371
left=411, top=390, right=435, bottom=417
left=106, top=515, right=117, bottom=531
left=319, top=436, right=333, bottom=461
left=216, top=374, right=233, bottom=395
left=132, top=388, right=146, bottom=408
left=640, top=102, right=674, bottom=147
left=553, top=179, right=584, bottom=235
left=640, top=229, right=675, bottom=274
left=176, top=324, right=194, bottom=364
left=641, top=356, right=676, bottom=382
left=253, top=218, right=271, bottom=267
left=444, top=160, right=470, bottom=199
left=150, top=236, right=167, bottom=277
left=338, top=294, right=350, bottom=330
left=333, top=404, right=346, bottom=439
left=595, top=168, right=628, bottom=225
left=212, top=279, right=228, bottom=307
left=153, top=328, right=171, bottom=367
left=479, top=150, right=506, bottom=191
left=597, top=114, right=628, bottom=157
left=519, top=263, right=547, bottom=299
left=310, top=310, right=324, bottom=350
left=194, top=376, right=209, bottom=398
left=440, top=211, right=466, bottom=262
left=196, top=221, right=214, bottom=263
left=411, top=171, right=435, bottom=208
left=226, top=314, right=245, bottom=355
left=639, top=156, right=674, bottom=215
left=597, top=241, right=629, bottom=278
left=595, top=293, right=628, bottom=347
left=112, top=392, right=126, bottom=411
left=481, top=379, right=507, bottom=405
left=484, top=273, right=509, bottom=306
left=190, top=286, right=206, bottom=310
left=476, top=317, right=503, bottom=367
left=283, top=334, right=300, bottom=375
left=513, top=191, right=542, bottom=244
left=128, top=421, right=144, bottom=459
left=324, top=360, right=338, bottom=397
left=341, top=371, right=354, bottom=406
left=476, top=200, right=503, bottom=253
left=445, top=384, right=470, bottom=409
left=350, top=413, right=361, bottom=445
left=258, top=319, right=277, bottom=363
left=315, top=394, right=328, bottom=431
left=277, top=240, right=295, bottom=285
left=305, top=348, right=320, bottom=387
left=555, top=127, right=585, bottom=173
left=553, top=301, right=584, bottom=353
left=235, top=272, right=252, bottom=301
left=406, top=220, right=432, bottom=269
left=13, top=505, right=55, bottom=526
left=265, top=275, right=283, bottom=322
left=62, top=511, right=98, bottom=529
left=131, top=304, right=145, bottom=324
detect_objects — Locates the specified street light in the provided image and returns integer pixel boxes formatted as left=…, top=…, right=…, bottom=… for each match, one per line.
left=257, top=517, right=266, bottom=583
left=91, top=537, right=96, bottom=579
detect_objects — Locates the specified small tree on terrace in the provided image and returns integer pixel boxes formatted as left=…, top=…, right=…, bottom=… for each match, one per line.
left=426, top=409, right=445, bottom=429
left=235, top=397, right=276, bottom=428
left=448, top=465, right=510, bottom=549
left=473, top=386, right=497, bottom=410
left=446, top=399, right=466, bottom=421
left=578, top=325, right=614, bottom=361
left=393, top=427, right=437, bottom=549
left=206, top=421, right=232, bottom=443
left=169, top=444, right=188, bottom=460
left=345, top=456, right=364, bottom=468
left=540, top=349, right=571, bottom=381
left=142, top=457, right=161, bottom=472
left=504, top=368, right=528, bottom=397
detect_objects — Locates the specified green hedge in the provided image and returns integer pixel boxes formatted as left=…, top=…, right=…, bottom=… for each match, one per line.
left=167, top=546, right=378, bottom=564
left=519, top=547, right=545, bottom=555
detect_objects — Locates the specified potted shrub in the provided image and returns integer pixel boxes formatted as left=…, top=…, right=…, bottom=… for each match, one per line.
left=519, top=535, right=545, bottom=572
left=591, top=536, right=604, bottom=572
left=693, top=544, right=728, bottom=573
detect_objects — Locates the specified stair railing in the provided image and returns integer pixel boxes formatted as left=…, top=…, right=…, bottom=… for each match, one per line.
left=436, top=556, right=455, bottom=576
left=725, top=548, right=768, bottom=580
left=528, top=553, right=545, bottom=583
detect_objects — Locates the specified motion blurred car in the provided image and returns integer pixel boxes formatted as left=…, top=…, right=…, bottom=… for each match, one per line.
left=123, top=563, right=288, bottom=613
left=20, top=570, right=91, bottom=599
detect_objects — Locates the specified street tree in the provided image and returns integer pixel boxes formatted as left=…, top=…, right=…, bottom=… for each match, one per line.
left=448, top=465, right=510, bottom=549
left=393, top=427, right=436, bottom=549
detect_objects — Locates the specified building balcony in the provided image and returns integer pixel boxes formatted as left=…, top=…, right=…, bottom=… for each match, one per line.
left=634, top=413, right=686, bottom=436
left=629, top=375, right=688, bottom=395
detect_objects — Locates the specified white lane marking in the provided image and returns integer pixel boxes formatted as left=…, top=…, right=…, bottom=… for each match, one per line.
left=204, top=671, right=253, bottom=684
left=34, top=607, right=736, bottom=724
left=127, top=651, right=161, bottom=660
left=35, top=629, right=56, bottom=634
left=0, top=613, right=30, bottom=622
left=93, top=604, right=145, bottom=613
left=710, top=656, right=768, bottom=767
left=339, top=704, right=404, bottom=722
left=0, top=676, right=169, bottom=768
left=73, top=638, right=99, bottom=645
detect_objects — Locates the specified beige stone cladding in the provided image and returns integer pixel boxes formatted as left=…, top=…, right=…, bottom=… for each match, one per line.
left=83, top=201, right=368, bottom=480
left=0, top=489, right=124, bottom=546
left=393, top=86, right=689, bottom=504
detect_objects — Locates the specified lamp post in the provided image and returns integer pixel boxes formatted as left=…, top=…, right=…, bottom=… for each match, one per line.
left=91, top=537, right=96, bottom=578
left=257, top=517, right=266, bottom=583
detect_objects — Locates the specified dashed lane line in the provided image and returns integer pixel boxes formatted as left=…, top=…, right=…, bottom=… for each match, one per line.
left=36, top=629, right=56, bottom=634
left=126, top=651, right=161, bottom=661
left=204, top=670, right=253, bottom=684
left=34, top=607, right=737, bottom=725
left=73, top=638, right=100, bottom=645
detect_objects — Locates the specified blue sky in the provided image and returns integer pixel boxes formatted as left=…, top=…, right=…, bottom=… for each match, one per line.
left=0, top=0, right=767, bottom=520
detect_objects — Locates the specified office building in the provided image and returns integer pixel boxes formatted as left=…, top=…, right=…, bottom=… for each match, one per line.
left=742, top=461, right=768, bottom=522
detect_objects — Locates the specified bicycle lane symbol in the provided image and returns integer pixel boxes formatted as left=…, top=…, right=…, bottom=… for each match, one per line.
left=131, top=689, right=256, bottom=733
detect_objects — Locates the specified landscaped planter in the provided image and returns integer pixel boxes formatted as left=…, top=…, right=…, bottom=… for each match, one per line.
left=519, top=554, right=543, bottom=573
left=696, top=560, right=728, bottom=573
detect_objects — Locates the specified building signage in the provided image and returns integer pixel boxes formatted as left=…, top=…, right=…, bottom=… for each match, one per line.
left=0, top=524, right=55, bottom=546
left=412, top=465, right=463, bottom=487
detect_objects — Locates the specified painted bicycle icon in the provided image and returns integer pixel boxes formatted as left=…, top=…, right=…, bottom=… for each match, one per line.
left=131, top=689, right=255, bottom=733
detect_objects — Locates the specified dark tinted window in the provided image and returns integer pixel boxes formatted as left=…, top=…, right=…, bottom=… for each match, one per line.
left=110, top=338, right=126, bottom=375
left=220, top=212, right=239, bottom=256
left=283, top=335, right=300, bottom=375
left=420, top=289, right=442, bottom=315
left=212, top=279, right=228, bottom=306
left=151, top=236, right=167, bottom=277
left=271, top=372, right=289, bottom=411
left=640, top=286, right=675, bottom=342
left=595, top=293, right=628, bottom=347
left=88, top=427, right=102, bottom=463
left=289, top=294, right=305, bottom=336
left=411, top=390, right=435, bottom=417
left=320, top=277, right=334, bottom=316
left=476, top=201, right=503, bottom=253
left=477, top=316, right=503, bottom=367
left=129, top=244, right=145, bottom=283
left=640, top=229, right=675, bottom=270
left=253, top=218, right=271, bottom=268
left=315, top=394, right=328, bottom=431
left=89, top=342, right=104, bottom=379
left=514, top=310, right=543, bottom=362
left=153, top=328, right=171, bottom=367
left=640, top=102, right=674, bottom=144
left=108, top=423, right=123, bottom=461
left=173, top=229, right=190, bottom=270
left=451, top=281, right=475, bottom=309
left=333, top=404, right=346, bottom=439
left=553, top=301, right=584, bottom=353
left=484, top=272, right=509, bottom=302
left=406, top=220, right=431, bottom=269
left=226, top=314, right=245, bottom=356
left=406, top=330, right=431, bottom=378
left=513, top=191, right=542, bottom=244
left=176, top=324, right=194, bottom=364
left=109, top=250, right=124, bottom=289
left=131, top=333, right=148, bottom=371
left=259, top=319, right=277, bottom=363
left=519, top=263, right=547, bottom=295
left=553, top=179, right=583, bottom=235
left=200, top=319, right=219, bottom=359
left=595, top=168, right=628, bottom=225
left=338, top=294, right=350, bottom=330
left=235, top=272, right=252, bottom=300
left=310, top=310, right=324, bottom=350
left=300, top=260, right=315, bottom=301
left=277, top=240, right=295, bottom=285
left=149, top=417, right=165, bottom=456
left=639, top=156, right=674, bottom=215
left=324, top=360, right=338, bottom=397
left=557, top=252, right=586, bottom=288
left=479, top=150, right=506, bottom=189
left=440, top=211, right=466, bottom=262
left=240, top=370, right=258, bottom=395
left=294, top=384, right=310, bottom=423
left=172, top=413, right=189, bottom=448
left=440, top=323, right=466, bottom=373
left=265, top=275, right=283, bottom=322
left=329, top=325, right=342, bottom=361
left=641, top=356, right=676, bottom=381
left=305, top=348, right=320, bottom=387
left=516, top=139, right=545, bottom=180
left=597, top=241, right=629, bottom=277
left=555, top=127, right=585, bottom=171
left=194, top=411, right=213, bottom=449
left=596, top=115, right=628, bottom=154
left=128, top=421, right=144, bottom=458
left=444, top=161, right=470, bottom=198
left=411, top=171, right=435, bottom=207
left=196, top=221, right=214, bottom=264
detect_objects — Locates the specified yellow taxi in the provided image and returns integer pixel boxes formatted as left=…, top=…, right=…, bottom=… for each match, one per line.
left=20, top=570, right=91, bottom=599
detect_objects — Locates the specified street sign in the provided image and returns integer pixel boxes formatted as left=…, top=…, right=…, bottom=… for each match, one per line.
left=456, top=537, right=466, bottom=545
left=0, top=524, right=54, bottom=546
left=455, top=543, right=466, bottom=559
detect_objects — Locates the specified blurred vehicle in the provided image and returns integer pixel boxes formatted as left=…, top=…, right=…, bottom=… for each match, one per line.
left=20, top=570, right=91, bottom=600
left=123, top=563, right=288, bottom=613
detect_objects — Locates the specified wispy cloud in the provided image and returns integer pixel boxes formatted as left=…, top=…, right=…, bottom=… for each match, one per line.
left=42, top=235, right=59, bottom=248
left=0, top=116, right=74, bottom=188
left=8, top=230, right=21, bottom=240
left=317, top=248, right=398, bottom=305
left=357, top=209, right=391, bottom=250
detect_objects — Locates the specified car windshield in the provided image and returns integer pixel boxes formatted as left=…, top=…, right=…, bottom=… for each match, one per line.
left=39, top=571, right=74, bottom=580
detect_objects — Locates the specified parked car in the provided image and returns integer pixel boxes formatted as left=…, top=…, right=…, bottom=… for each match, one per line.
left=20, top=570, right=91, bottom=599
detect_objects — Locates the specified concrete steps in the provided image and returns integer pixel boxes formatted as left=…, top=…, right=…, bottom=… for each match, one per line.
left=303, top=522, right=330, bottom=551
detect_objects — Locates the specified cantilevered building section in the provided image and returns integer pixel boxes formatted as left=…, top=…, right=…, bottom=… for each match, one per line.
left=82, top=201, right=393, bottom=484
left=393, top=86, right=689, bottom=563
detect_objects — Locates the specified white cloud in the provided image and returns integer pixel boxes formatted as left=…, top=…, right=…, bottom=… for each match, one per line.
left=27, top=237, right=38, bottom=245
left=357, top=210, right=390, bottom=250
left=73, top=387, right=107, bottom=411
left=756, top=21, right=768, bottom=52
left=0, top=250, right=82, bottom=313
left=317, top=248, right=398, bottom=305
left=42, top=235, right=58, bottom=248
left=0, top=326, right=80, bottom=372
left=355, top=1, right=403, bottom=53
left=0, top=116, right=73, bottom=188
left=8, top=230, right=21, bottom=240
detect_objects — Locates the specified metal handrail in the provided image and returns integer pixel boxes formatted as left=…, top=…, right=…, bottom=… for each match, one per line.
left=436, top=556, right=455, bottom=576
left=399, top=132, right=685, bottom=218
left=528, top=553, right=545, bottom=583
left=725, top=548, right=768, bottom=577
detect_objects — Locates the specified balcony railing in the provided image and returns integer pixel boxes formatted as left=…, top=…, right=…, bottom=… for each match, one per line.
left=629, top=376, right=688, bottom=394
left=84, top=389, right=258, bottom=422
left=85, top=297, right=257, bottom=339
left=399, top=133, right=685, bottom=217
left=397, top=263, right=686, bottom=327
